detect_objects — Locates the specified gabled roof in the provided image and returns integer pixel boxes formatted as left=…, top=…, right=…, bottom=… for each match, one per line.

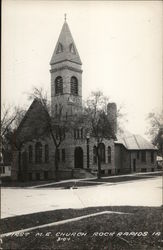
left=16, top=98, right=49, bottom=139
left=17, top=99, right=40, bottom=133
left=115, top=133, right=157, bottom=150
left=50, top=21, right=82, bottom=65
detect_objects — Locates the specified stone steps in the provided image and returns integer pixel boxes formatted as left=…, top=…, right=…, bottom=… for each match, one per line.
left=73, top=169, right=96, bottom=179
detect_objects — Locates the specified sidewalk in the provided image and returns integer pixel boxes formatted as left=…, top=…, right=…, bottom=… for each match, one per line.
left=28, top=171, right=162, bottom=189
left=1, top=177, right=162, bottom=218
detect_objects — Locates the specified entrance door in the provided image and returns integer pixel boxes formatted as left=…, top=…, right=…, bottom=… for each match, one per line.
left=74, top=147, right=83, bottom=168
left=133, top=159, right=136, bottom=172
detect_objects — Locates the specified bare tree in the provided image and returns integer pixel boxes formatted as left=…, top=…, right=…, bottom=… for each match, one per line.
left=1, top=104, right=26, bottom=165
left=80, top=91, right=117, bottom=179
left=1, top=104, right=25, bottom=138
left=146, top=111, right=163, bottom=155
left=28, top=87, right=71, bottom=180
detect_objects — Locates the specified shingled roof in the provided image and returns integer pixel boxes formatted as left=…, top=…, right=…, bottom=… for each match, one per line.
left=50, top=20, right=82, bottom=65
left=115, top=134, right=157, bottom=150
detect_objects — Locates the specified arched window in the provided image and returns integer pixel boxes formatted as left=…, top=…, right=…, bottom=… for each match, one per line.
left=99, top=143, right=105, bottom=163
left=28, top=145, right=33, bottom=163
left=59, top=103, right=62, bottom=115
left=70, top=76, right=78, bottom=95
left=56, top=43, right=63, bottom=53
left=69, top=43, right=76, bottom=54
left=81, top=128, right=83, bottom=139
left=108, top=146, right=111, bottom=163
left=55, top=76, right=63, bottom=95
left=77, top=129, right=80, bottom=138
left=45, top=144, right=49, bottom=163
left=55, top=104, right=58, bottom=114
left=35, top=142, right=42, bottom=164
left=93, top=146, right=97, bottom=164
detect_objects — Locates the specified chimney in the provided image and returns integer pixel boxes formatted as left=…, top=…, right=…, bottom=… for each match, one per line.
left=107, top=103, right=117, bottom=136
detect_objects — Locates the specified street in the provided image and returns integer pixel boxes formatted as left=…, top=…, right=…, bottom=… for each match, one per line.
left=1, top=176, right=162, bottom=219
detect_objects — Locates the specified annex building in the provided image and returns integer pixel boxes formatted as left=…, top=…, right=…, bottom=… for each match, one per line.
left=11, top=19, right=157, bottom=181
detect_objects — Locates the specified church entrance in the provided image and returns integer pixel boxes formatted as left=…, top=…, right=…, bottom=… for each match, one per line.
left=74, top=147, right=83, bottom=168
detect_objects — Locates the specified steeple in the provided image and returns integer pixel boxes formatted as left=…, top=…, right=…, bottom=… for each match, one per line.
left=50, top=17, right=83, bottom=117
left=50, top=18, right=82, bottom=65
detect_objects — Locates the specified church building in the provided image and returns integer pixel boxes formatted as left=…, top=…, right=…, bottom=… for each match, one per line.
left=11, top=18, right=157, bottom=181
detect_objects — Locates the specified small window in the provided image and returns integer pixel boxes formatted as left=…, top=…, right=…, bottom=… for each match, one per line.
left=62, top=149, right=66, bottom=162
left=70, top=77, right=78, bottom=95
left=74, top=128, right=83, bottom=139
left=59, top=104, right=62, bottom=116
left=56, top=43, right=63, bottom=53
left=141, top=151, right=146, bottom=162
left=55, top=104, right=58, bottom=114
left=55, top=76, right=63, bottom=95
left=56, top=127, right=65, bottom=140
left=74, top=129, right=76, bottom=139
left=101, top=170, right=105, bottom=175
left=108, top=146, right=111, bottom=163
left=141, top=168, right=147, bottom=172
left=69, top=43, right=76, bottom=54
left=151, top=152, right=154, bottom=163
left=77, top=129, right=80, bottom=139
left=81, top=128, right=83, bottom=139
left=45, top=144, right=49, bottom=163
left=108, top=170, right=112, bottom=175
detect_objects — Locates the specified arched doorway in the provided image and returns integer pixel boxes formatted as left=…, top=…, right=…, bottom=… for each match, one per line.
left=74, top=147, right=83, bottom=168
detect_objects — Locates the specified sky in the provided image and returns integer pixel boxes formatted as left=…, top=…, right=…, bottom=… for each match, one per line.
left=2, top=1, right=162, bottom=139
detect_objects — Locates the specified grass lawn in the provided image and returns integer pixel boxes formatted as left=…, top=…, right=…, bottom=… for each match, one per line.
left=85, top=175, right=155, bottom=183
left=39, top=174, right=161, bottom=189
left=0, top=180, right=55, bottom=188
left=1, top=172, right=162, bottom=188
left=38, top=181, right=104, bottom=189
left=1, top=206, right=162, bottom=250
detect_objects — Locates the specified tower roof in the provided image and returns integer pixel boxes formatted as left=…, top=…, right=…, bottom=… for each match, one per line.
left=50, top=19, right=82, bottom=65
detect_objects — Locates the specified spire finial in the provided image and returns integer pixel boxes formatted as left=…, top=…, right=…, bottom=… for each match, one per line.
left=64, top=13, right=67, bottom=22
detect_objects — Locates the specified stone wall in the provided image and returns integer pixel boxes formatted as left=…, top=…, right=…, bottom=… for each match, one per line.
left=50, top=61, right=82, bottom=117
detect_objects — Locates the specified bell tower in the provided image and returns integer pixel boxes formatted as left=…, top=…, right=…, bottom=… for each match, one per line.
left=50, top=16, right=83, bottom=117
